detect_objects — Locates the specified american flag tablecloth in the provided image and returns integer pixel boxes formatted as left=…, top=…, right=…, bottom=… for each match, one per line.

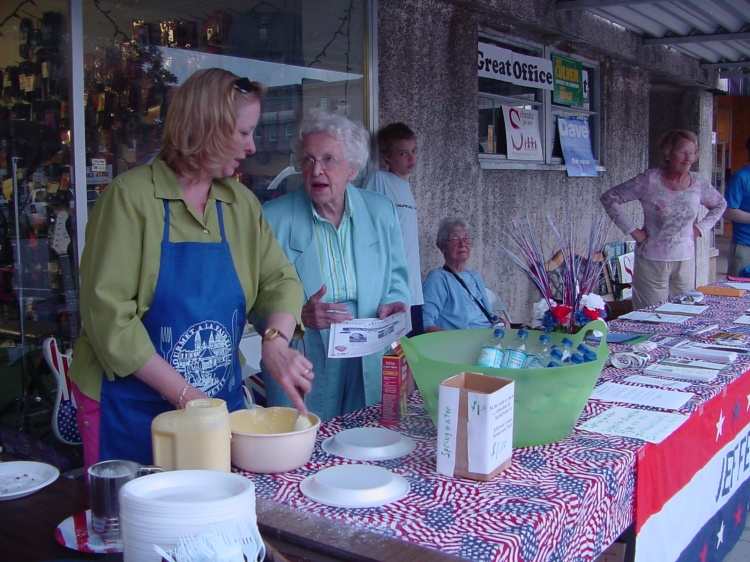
left=609, top=292, right=750, bottom=562
left=239, top=291, right=750, bottom=562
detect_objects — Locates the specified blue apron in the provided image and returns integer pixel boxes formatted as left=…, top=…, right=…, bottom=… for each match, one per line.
left=99, top=200, right=246, bottom=464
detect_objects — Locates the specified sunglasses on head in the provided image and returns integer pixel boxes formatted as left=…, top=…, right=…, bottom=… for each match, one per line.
left=233, top=77, right=255, bottom=94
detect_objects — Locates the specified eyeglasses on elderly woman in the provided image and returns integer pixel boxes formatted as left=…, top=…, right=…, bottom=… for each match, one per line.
left=299, top=154, right=343, bottom=171
left=445, top=236, right=472, bottom=245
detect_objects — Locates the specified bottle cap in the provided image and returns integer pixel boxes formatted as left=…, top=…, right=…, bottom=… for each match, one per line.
left=539, top=334, right=551, bottom=344
left=561, top=337, right=573, bottom=347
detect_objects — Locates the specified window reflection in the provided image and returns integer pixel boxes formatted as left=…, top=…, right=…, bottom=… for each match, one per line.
left=83, top=0, right=368, bottom=206
left=0, top=1, right=77, bottom=428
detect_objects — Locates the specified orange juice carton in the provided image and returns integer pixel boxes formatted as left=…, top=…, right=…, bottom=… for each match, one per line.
left=381, top=344, right=409, bottom=425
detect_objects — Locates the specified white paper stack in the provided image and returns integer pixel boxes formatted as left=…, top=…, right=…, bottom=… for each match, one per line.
left=619, top=311, right=689, bottom=324
left=119, top=470, right=264, bottom=562
left=668, top=344, right=737, bottom=364
left=654, top=303, right=709, bottom=315
left=644, top=363, right=720, bottom=383
left=590, top=382, right=693, bottom=410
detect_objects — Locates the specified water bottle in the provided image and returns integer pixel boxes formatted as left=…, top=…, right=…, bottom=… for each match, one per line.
left=477, top=327, right=506, bottom=368
left=547, top=347, right=564, bottom=367
left=505, top=328, right=528, bottom=369
left=515, top=328, right=529, bottom=351
left=526, top=334, right=551, bottom=368
left=570, top=352, right=585, bottom=364
left=577, top=343, right=597, bottom=363
left=534, top=334, right=563, bottom=368
left=560, top=337, right=574, bottom=362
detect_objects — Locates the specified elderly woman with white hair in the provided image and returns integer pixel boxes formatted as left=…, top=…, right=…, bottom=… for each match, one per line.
left=423, top=218, right=505, bottom=332
left=262, top=111, right=410, bottom=420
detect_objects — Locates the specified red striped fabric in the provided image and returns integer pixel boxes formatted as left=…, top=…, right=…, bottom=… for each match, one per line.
left=635, top=369, right=750, bottom=532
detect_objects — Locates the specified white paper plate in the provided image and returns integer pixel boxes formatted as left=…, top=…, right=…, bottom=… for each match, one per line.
left=120, top=469, right=253, bottom=510
left=321, top=427, right=416, bottom=461
left=0, top=461, right=59, bottom=501
left=300, top=464, right=409, bottom=508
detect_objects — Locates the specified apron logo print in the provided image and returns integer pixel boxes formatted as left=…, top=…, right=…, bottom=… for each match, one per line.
left=171, top=320, right=233, bottom=396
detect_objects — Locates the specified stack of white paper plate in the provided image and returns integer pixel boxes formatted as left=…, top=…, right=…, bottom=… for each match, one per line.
left=119, top=470, right=264, bottom=562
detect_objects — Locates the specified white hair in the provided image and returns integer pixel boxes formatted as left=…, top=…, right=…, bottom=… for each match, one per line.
left=436, top=217, right=469, bottom=246
left=295, top=110, right=370, bottom=174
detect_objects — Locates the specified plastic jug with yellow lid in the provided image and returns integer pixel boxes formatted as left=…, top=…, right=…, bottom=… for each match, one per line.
left=151, top=398, right=231, bottom=472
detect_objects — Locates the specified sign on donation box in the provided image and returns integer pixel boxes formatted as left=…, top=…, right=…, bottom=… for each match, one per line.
left=557, top=116, right=598, bottom=177
left=436, top=372, right=514, bottom=481
left=552, top=54, right=583, bottom=107
left=502, top=106, right=543, bottom=160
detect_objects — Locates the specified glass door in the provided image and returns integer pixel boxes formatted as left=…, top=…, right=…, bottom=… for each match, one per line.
left=0, top=1, right=79, bottom=432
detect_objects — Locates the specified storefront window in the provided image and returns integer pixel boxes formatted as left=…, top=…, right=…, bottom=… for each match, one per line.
left=478, top=36, right=546, bottom=161
left=82, top=0, right=369, bottom=206
left=478, top=32, right=601, bottom=170
left=0, top=1, right=77, bottom=428
left=551, top=60, right=600, bottom=162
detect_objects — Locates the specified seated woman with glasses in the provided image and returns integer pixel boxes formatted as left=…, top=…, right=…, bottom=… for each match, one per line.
left=423, top=217, right=508, bottom=332
left=262, top=110, right=410, bottom=421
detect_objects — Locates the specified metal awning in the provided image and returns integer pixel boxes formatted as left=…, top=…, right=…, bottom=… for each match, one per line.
left=556, top=0, right=750, bottom=76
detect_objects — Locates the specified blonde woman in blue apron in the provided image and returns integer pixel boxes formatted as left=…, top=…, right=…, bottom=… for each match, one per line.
left=69, top=69, right=313, bottom=466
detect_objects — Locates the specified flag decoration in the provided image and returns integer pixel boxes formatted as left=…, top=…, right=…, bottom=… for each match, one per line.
left=504, top=214, right=609, bottom=332
left=236, top=290, right=750, bottom=561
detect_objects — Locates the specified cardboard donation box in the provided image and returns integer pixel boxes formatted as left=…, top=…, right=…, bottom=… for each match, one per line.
left=381, top=344, right=411, bottom=425
left=436, top=372, right=514, bottom=481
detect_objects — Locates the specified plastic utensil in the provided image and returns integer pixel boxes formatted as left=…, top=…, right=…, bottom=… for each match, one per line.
left=293, top=411, right=312, bottom=431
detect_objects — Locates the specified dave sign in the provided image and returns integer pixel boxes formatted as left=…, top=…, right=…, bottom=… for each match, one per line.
left=557, top=116, right=598, bottom=176
left=501, top=106, right=543, bottom=161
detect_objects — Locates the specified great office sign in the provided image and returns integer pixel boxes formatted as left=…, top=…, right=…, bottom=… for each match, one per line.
left=478, top=42, right=553, bottom=91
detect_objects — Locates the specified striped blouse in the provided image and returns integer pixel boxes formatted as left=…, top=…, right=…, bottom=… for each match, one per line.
left=311, top=195, right=358, bottom=303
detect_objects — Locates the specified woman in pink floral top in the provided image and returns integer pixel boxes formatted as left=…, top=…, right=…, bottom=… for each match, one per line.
left=600, top=129, right=726, bottom=309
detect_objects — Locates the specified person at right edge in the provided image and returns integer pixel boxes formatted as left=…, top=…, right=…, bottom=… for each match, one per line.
left=724, top=136, right=750, bottom=276
left=600, top=129, right=725, bottom=309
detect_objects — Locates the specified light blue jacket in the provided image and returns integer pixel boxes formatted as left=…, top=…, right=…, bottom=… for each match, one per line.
left=262, top=185, right=410, bottom=408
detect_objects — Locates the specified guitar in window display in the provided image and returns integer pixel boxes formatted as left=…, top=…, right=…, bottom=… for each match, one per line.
left=49, top=202, right=78, bottom=342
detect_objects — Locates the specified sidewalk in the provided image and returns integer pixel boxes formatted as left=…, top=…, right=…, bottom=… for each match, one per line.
left=725, top=517, right=750, bottom=561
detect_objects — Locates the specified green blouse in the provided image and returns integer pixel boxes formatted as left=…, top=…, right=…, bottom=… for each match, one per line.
left=70, top=159, right=303, bottom=400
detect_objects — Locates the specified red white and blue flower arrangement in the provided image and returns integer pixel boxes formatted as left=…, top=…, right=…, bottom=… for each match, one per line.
left=504, top=215, right=609, bottom=333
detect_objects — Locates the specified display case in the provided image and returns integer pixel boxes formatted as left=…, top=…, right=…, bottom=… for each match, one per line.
left=0, top=3, right=77, bottom=428
left=0, top=0, right=372, bottom=432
